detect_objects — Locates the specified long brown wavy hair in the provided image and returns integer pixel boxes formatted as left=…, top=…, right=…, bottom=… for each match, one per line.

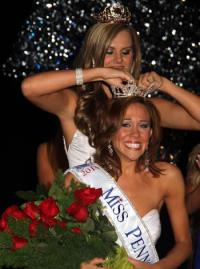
left=93, top=97, right=163, bottom=179
left=186, top=143, right=200, bottom=187
left=74, top=23, right=141, bottom=146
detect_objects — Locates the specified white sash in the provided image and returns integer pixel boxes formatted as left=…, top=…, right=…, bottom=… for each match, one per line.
left=65, top=163, right=159, bottom=263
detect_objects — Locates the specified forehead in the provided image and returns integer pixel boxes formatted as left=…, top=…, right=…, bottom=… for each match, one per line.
left=110, top=30, right=133, bottom=47
left=123, top=103, right=150, bottom=120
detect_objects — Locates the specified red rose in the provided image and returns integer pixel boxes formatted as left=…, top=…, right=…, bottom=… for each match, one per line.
left=0, top=217, right=8, bottom=231
left=23, top=202, right=40, bottom=220
left=40, top=217, right=67, bottom=229
left=41, top=214, right=58, bottom=227
left=3, top=205, right=26, bottom=220
left=66, top=202, right=89, bottom=222
left=29, top=220, right=42, bottom=237
left=39, top=197, right=59, bottom=218
left=12, top=236, right=28, bottom=251
left=74, top=187, right=102, bottom=206
left=66, top=202, right=80, bottom=215
left=57, top=220, right=67, bottom=229
left=71, top=227, right=81, bottom=234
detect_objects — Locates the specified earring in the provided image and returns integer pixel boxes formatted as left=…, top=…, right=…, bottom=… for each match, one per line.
left=144, top=150, right=150, bottom=172
left=92, top=58, right=95, bottom=68
left=106, top=160, right=113, bottom=171
left=108, top=142, right=113, bottom=157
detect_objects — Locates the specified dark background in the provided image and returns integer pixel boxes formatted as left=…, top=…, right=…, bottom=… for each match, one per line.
left=0, top=1, right=58, bottom=209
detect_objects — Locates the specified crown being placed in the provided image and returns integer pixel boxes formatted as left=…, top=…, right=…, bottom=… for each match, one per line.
left=111, top=81, right=154, bottom=98
left=93, top=2, right=132, bottom=24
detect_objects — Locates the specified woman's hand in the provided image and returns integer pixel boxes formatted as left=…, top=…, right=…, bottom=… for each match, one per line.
left=100, top=67, right=134, bottom=88
left=138, top=71, right=163, bottom=91
left=80, top=257, right=105, bottom=269
left=128, top=257, right=159, bottom=269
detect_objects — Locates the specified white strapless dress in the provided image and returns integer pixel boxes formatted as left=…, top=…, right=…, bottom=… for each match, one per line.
left=114, top=209, right=161, bottom=249
left=142, top=209, right=161, bottom=245
left=64, top=130, right=95, bottom=168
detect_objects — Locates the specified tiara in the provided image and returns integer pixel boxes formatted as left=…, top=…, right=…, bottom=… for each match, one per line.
left=93, top=2, right=132, bottom=24
left=110, top=81, right=154, bottom=98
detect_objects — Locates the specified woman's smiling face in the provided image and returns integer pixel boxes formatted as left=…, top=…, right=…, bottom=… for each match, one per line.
left=112, top=102, right=152, bottom=164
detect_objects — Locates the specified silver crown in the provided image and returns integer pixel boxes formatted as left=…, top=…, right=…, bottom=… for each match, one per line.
left=93, top=2, right=132, bottom=23
left=110, top=81, right=154, bottom=98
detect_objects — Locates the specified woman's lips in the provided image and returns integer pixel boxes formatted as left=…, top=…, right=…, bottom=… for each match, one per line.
left=125, top=142, right=141, bottom=149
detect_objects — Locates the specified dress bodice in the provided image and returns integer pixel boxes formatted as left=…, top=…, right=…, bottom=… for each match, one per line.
left=142, top=209, right=161, bottom=245
left=63, top=130, right=95, bottom=168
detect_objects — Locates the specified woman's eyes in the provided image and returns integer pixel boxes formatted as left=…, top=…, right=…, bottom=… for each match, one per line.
left=106, top=49, right=114, bottom=55
left=121, top=122, right=131, bottom=127
left=139, top=123, right=151, bottom=129
left=106, top=49, right=132, bottom=55
left=122, top=49, right=132, bottom=55
left=121, top=122, right=150, bottom=129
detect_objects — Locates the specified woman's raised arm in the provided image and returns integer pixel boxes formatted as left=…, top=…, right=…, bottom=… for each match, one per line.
left=139, top=71, right=200, bottom=130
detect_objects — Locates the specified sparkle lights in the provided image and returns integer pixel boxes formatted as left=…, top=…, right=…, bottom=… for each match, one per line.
left=1, top=0, right=199, bottom=97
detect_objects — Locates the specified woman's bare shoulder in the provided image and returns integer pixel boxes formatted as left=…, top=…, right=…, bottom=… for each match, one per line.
left=155, top=161, right=185, bottom=200
left=155, top=161, right=184, bottom=182
left=156, top=160, right=178, bottom=170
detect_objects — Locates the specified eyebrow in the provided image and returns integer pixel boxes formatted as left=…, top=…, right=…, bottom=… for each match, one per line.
left=123, top=118, right=150, bottom=121
left=108, top=46, right=133, bottom=49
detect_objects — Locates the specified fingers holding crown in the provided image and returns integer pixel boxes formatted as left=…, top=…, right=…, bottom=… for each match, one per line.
left=103, top=67, right=134, bottom=87
left=138, top=71, right=163, bottom=91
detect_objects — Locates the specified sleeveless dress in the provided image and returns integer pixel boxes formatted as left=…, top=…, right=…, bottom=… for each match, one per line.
left=63, top=130, right=95, bottom=168
left=64, top=130, right=161, bottom=244
left=142, top=209, right=161, bottom=245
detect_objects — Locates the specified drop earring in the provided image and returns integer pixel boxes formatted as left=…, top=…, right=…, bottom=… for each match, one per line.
left=92, top=58, right=95, bottom=68
left=108, top=142, right=113, bottom=157
left=144, top=149, right=150, bottom=172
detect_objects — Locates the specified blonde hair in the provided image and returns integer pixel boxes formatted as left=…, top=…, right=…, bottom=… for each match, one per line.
left=74, top=22, right=141, bottom=79
left=186, top=144, right=200, bottom=186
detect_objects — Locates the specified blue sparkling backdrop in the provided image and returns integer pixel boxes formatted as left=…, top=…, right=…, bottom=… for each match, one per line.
left=2, top=0, right=200, bottom=95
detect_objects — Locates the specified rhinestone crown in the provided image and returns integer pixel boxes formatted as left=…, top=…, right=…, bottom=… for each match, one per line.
left=93, top=2, right=132, bottom=24
left=111, top=81, right=154, bottom=98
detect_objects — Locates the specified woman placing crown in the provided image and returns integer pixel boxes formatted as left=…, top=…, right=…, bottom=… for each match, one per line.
left=21, top=2, right=200, bottom=177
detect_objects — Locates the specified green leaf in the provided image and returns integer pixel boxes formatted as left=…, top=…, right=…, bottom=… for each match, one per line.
left=101, top=230, right=118, bottom=242
left=104, top=247, right=133, bottom=269
left=48, top=183, right=67, bottom=201
left=36, top=184, right=49, bottom=196
left=7, top=216, right=31, bottom=238
left=81, top=218, right=95, bottom=233
left=0, top=232, right=12, bottom=249
left=16, top=190, right=39, bottom=201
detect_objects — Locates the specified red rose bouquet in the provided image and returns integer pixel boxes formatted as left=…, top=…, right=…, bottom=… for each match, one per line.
left=0, top=170, right=132, bottom=269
